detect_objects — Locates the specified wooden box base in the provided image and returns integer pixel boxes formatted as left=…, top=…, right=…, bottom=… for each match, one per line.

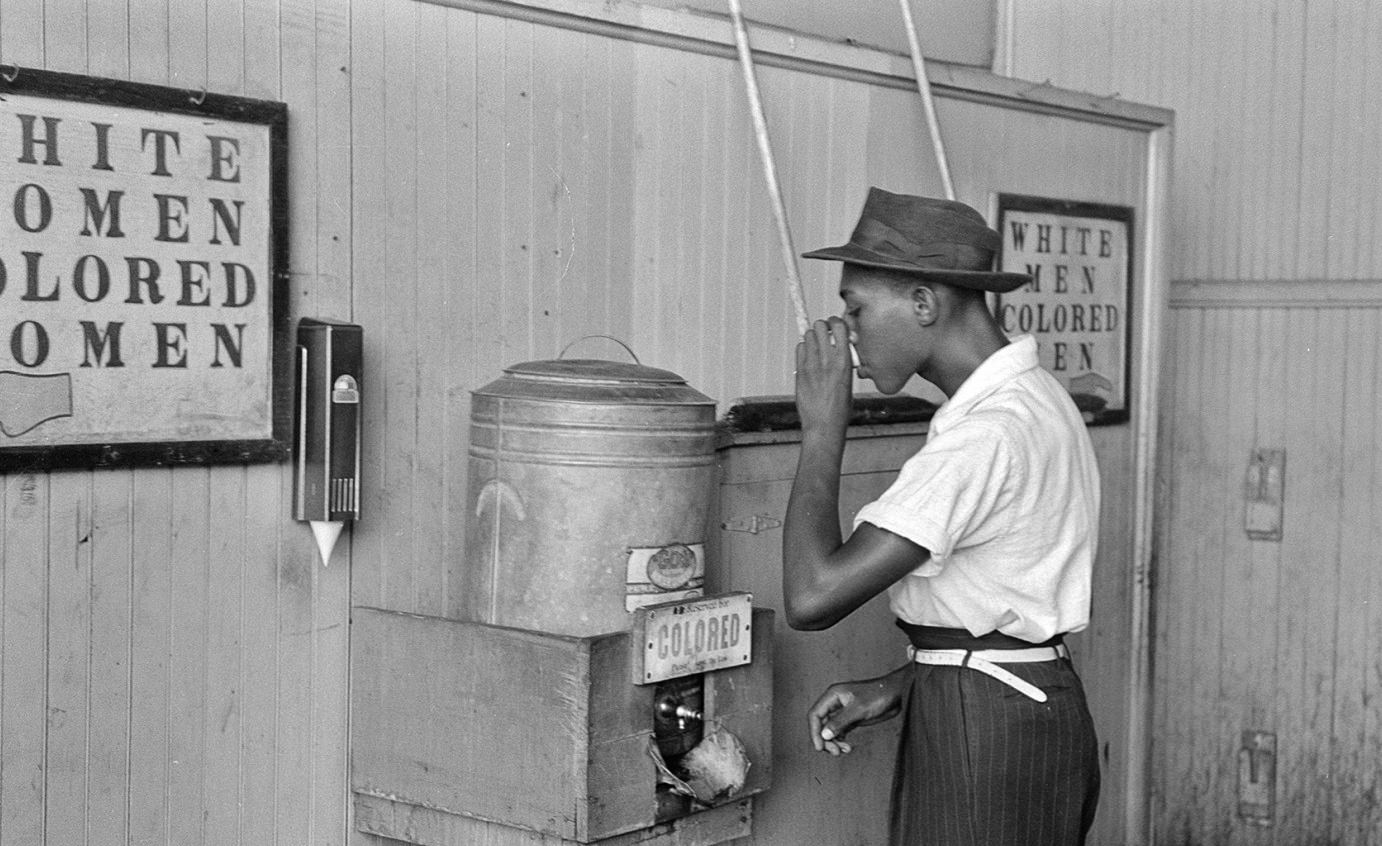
left=351, top=606, right=772, bottom=844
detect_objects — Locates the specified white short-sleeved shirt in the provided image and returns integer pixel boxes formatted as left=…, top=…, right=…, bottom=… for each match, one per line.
left=852, top=334, right=1100, bottom=643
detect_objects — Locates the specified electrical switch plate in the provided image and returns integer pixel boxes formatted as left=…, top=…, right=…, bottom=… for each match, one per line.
left=1244, top=449, right=1285, bottom=541
left=1238, top=730, right=1275, bottom=825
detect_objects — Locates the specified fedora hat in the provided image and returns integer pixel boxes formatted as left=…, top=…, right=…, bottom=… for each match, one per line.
left=802, top=187, right=1031, bottom=293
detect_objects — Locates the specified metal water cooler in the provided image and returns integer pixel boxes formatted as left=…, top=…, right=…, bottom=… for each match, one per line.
left=351, top=353, right=773, bottom=846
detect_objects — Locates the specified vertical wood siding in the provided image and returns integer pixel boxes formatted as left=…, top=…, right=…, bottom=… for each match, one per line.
left=0, top=0, right=351, bottom=843
left=1009, top=1, right=1382, bottom=840
left=1007, top=0, right=1382, bottom=284
left=1155, top=298, right=1382, bottom=844
left=1, top=1, right=1162, bottom=844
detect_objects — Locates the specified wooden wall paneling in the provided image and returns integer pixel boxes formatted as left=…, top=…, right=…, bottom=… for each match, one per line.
left=714, top=51, right=753, bottom=399
left=677, top=48, right=711, bottom=386
left=1007, top=0, right=1382, bottom=284
left=238, top=464, right=282, bottom=846
left=742, top=71, right=776, bottom=400
left=1261, top=1, right=1305, bottom=280
left=167, top=469, right=211, bottom=846
left=1200, top=4, right=1238, bottom=282
left=801, top=72, right=849, bottom=363
left=274, top=513, right=315, bottom=846
left=282, top=0, right=324, bottom=316
left=754, top=65, right=810, bottom=386
left=380, top=0, right=423, bottom=612
left=85, top=0, right=130, bottom=80
left=187, top=4, right=252, bottom=840
left=1152, top=309, right=1207, bottom=842
left=1176, top=1, right=1208, bottom=280
left=203, top=467, right=247, bottom=845
left=1203, top=309, right=1245, bottom=846
left=1275, top=308, right=1347, bottom=842
left=1300, top=1, right=1339, bottom=278
left=603, top=36, right=639, bottom=347
left=350, top=0, right=389, bottom=610
left=576, top=34, right=615, bottom=345
left=781, top=72, right=833, bottom=333
left=861, top=85, right=939, bottom=199
left=1182, top=309, right=1232, bottom=846
left=126, top=468, right=173, bottom=845
left=779, top=66, right=816, bottom=341
left=573, top=26, right=617, bottom=349
left=1364, top=12, right=1382, bottom=276
left=304, top=0, right=355, bottom=841
left=1199, top=310, right=1244, bottom=846
left=242, top=0, right=282, bottom=102
left=168, top=0, right=207, bottom=107
left=1238, top=307, right=1289, bottom=846
left=686, top=49, right=714, bottom=396
left=500, top=18, right=537, bottom=365
left=0, top=0, right=45, bottom=68
left=312, top=0, right=355, bottom=322
left=541, top=25, right=593, bottom=359
left=1147, top=311, right=1179, bottom=838
left=690, top=50, right=725, bottom=388
left=530, top=21, right=566, bottom=358
left=1079, top=424, right=1133, bottom=828
left=654, top=43, right=689, bottom=379
left=1214, top=309, right=1271, bottom=846
left=696, top=49, right=729, bottom=387
left=271, top=3, right=327, bottom=843
left=1333, top=6, right=1373, bottom=278
left=628, top=41, right=672, bottom=375
left=208, top=0, right=245, bottom=95
left=237, top=1, right=289, bottom=841
left=440, top=8, right=480, bottom=619
left=42, top=0, right=85, bottom=72
left=1, top=471, right=47, bottom=846
left=1236, top=3, right=1277, bottom=282
left=1328, top=310, right=1381, bottom=843
left=412, top=2, right=452, bottom=618
left=87, top=470, right=133, bottom=846
left=43, top=472, right=89, bottom=846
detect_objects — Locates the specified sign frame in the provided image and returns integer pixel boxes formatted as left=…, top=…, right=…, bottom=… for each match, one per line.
left=0, top=67, right=290, bottom=470
left=994, top=193, right=1134, bottom=426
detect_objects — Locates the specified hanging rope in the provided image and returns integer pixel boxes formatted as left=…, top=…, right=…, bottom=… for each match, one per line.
left=898, top=0, right=955, bottom=200
left=726, top=0, right=811, bottom=335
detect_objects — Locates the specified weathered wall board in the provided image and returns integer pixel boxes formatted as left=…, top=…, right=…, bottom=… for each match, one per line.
left=0, top=2, right=1167, bottom=846
left=1010, top=0, right=1382, bottom=841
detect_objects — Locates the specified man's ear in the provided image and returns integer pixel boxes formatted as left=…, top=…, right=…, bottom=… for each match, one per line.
left=912, top=284, right=939, bottom=326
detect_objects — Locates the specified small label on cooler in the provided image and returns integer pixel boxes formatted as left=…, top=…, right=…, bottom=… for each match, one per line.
left=626, top=543, right=705, bottom=611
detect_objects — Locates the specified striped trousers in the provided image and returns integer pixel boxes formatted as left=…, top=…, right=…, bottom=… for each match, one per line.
left=890, top=624, right=1101, bottom=846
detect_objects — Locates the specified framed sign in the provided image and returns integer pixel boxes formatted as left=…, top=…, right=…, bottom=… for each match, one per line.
left=994, top=194, right=1133, bottom=425
left=0, top=68, right=289, bottom=469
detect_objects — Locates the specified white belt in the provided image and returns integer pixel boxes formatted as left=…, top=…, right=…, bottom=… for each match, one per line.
left=907, top=643, right=1069, bottom=703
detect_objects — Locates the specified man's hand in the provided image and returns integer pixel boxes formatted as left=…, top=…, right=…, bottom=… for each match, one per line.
left=806, top=664, right=911, bottom=756
left=794, top=316, right=854, bottom=437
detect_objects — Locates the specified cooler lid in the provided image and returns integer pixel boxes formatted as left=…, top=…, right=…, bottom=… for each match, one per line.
left=474, top=358, right=715, bottom=406
left=505, top=358, right=685, bottom=384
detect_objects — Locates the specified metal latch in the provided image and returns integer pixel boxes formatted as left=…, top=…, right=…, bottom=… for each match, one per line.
left=721, top=514, right=782, bottom=534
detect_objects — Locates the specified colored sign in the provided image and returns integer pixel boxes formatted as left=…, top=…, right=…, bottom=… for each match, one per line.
left=633, top=592, right=753, bottom=684
left=0, top=69, right=288, bottom=468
